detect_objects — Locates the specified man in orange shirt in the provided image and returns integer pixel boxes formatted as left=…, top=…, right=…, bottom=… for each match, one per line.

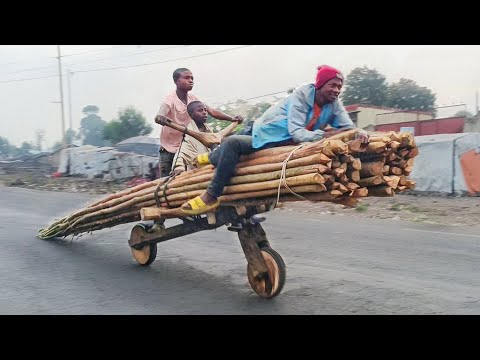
left=154, top=68, right=243, bottom=178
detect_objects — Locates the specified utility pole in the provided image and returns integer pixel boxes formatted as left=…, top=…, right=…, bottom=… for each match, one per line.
left=476, top=90, right=479, bottom=115
left=66, top=68, right=73, bottom=131
left=56, top=45, right=66, bottom=148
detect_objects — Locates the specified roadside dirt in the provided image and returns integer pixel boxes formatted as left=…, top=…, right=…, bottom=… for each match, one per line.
left=1, top=168, right=479, bottom=227
left=284, top=194, right=480, bottom=227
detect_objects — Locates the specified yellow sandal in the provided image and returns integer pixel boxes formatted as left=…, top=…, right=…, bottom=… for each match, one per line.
left=181, top=195, right=220, bottom=215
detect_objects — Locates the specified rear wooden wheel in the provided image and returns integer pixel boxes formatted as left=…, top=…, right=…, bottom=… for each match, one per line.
left=131, top=243, right=157, bottom=266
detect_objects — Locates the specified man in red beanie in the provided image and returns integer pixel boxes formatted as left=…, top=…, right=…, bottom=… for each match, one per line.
left=157, top=65, right=368, bottom=215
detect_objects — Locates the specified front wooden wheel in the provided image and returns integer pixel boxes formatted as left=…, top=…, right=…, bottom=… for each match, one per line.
left=130, top=223, right=157, bottom=266
left=247, top=247, right=286, bottom=299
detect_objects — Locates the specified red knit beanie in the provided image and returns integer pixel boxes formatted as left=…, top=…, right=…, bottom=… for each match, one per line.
left=315, top=65, right=344, bottom=89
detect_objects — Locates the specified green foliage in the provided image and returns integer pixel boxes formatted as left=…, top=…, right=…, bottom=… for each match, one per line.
left=0, top=136, right=12, bottom=157
left=342, top=66, right=388, bottom=106
left=0, top=137, right=35, bottom=158
left=341, top=66, right=437, bottom=114
left=454, top=110, right=473, bottom=118
left=207, top=101, right=272, bottom=134
left=82, top=105, right=100, bottom=115
left=103, top=106, right=153, bottom=144
left=79, top=105, right=107, bottom=146
left=246, top=102, right=271, bottom=120
left=355, top=203, right=369, bottom=212
left=385, top=78, right=436, bottom=113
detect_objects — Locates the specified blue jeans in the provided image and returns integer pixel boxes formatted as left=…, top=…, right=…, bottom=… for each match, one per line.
left=206, top=135, right=292, bottom=198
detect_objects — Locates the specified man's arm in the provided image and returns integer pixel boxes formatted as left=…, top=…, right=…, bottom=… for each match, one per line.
left=328, top=100, right=368, bottom=144
left=330, top=99, right=355, bottom=130
left=205, top=104, right=244, bottom=123
left=156, top=114, right=221, bottom=148
left=155, top=103, right=171, bottom=124
left=216, top=121, right=239, bottom=141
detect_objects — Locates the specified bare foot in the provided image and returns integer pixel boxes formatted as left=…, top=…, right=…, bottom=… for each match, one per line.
left=181, top=192, right=218, bottom=211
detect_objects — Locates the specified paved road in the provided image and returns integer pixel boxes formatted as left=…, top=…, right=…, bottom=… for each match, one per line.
left=1, top=187, right=479, bottom=314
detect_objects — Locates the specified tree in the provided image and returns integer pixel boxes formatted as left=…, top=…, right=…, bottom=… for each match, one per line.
left=65, top=129, right=77, bottom=145
left=0, top=136, right=11, bottom=157
left=246, top=102, right=272, bottom=120
left=50, top=129, right=77, bottom=153
left=341, top=66, right=388, bottom=106
left=82, top=105, right=100, bottom=115
left=51, top=141, right=64, bottom=152
left=206, top=104, right=238, bottom=132
left=385, top=78, right=436, bottom=113
left=206, top=101, right=273, bottom=134
left=18, top=142, right=33, bottom=156
left=103, top=106, right=153, bottom=144
left=454, top=110, right=473, bottom=118
left=79, top=105, right=107, bottom=146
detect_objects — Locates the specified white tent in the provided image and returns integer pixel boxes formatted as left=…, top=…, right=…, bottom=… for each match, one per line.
left=57, top=145, right=158, bottom=180
left=410, top=133, right=480, bottom=194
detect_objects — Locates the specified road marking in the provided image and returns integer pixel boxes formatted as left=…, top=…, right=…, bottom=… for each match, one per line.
left=403, top=228, right=480, bottom=239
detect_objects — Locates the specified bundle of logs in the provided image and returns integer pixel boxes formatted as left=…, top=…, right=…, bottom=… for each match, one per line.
left=38, top=129, right=418, bottom=239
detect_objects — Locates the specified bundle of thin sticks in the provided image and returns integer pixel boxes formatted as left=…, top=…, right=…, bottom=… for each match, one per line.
left=38, top=129, right=417, bottom=239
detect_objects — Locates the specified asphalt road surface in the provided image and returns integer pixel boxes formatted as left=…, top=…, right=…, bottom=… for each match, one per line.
left=1, top=187, right=479, bottom=314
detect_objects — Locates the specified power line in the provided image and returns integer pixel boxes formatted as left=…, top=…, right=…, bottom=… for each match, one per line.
left=4, top=64, right=56, bottom=76
left=217, top=90, right=290, bottom=107
left=73, top=45, right=252, bottom=74
left=61, top=45, right=131, bottom=57
left=0, top=46, right=130, bottom=75
left=0, top=45, right=252, bottom=84
left=0, top=61, right=19, bottom=66
left=1, top=45, right=190, bottom=77
left=65, top=45, right=190, bottom=67
left=0, top=73, right=58, bottom=84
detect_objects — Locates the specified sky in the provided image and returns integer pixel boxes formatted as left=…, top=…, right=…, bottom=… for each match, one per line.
left=1, top=45, right=478, bottom=148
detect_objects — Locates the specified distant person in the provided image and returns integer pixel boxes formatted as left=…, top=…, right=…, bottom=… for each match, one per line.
left=147, top=162, right=158, bottom=181
left=154, top=68, right=244, bottom=178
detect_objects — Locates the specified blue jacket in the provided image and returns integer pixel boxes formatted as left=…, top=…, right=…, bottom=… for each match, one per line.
left=252, top=83, right=355, bottom=149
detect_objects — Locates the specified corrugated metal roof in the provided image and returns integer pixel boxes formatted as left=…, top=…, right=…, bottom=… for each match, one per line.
left=116, top=136, right=159, bottom=145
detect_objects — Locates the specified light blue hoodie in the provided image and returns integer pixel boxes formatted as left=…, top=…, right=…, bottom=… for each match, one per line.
left=252, top=83, right=354, bottom=149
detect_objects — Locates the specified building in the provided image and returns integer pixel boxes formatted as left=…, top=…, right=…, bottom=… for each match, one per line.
left=345, top=104, right=433, bottom=130
left=345, top=103, right=466, bottom=135
left=375, top=116, right=465, bottom=136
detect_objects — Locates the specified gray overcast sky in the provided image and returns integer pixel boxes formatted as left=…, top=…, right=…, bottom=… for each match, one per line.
left=1, top=45, right=478, bottom=148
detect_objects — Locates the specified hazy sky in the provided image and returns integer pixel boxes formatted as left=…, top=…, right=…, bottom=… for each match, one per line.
left=1, top=45, right=478, bottom=148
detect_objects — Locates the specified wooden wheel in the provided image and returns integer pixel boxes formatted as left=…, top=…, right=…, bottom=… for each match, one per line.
left=131, top=243, right=157, bottom=266
left=247, top=247, right=286, bottom=299
left=130, top=224, right=157, bottom=266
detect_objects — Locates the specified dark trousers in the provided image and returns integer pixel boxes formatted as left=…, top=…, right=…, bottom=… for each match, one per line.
left=159, top=149, right=175, bottom=178
left=207, top=135, right=257, bottom=197
left=206, top=135, right=292, bottom=197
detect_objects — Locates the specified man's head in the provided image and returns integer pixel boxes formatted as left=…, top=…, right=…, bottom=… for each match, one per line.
left=315, top=65, right=344, bottom=104
left=173, top=68, right=194, bottom=91
left=187, top=101, right=208, bottom=124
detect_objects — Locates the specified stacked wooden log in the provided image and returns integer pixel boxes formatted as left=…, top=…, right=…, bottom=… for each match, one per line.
left=38, top=130, right=418, bottom=239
